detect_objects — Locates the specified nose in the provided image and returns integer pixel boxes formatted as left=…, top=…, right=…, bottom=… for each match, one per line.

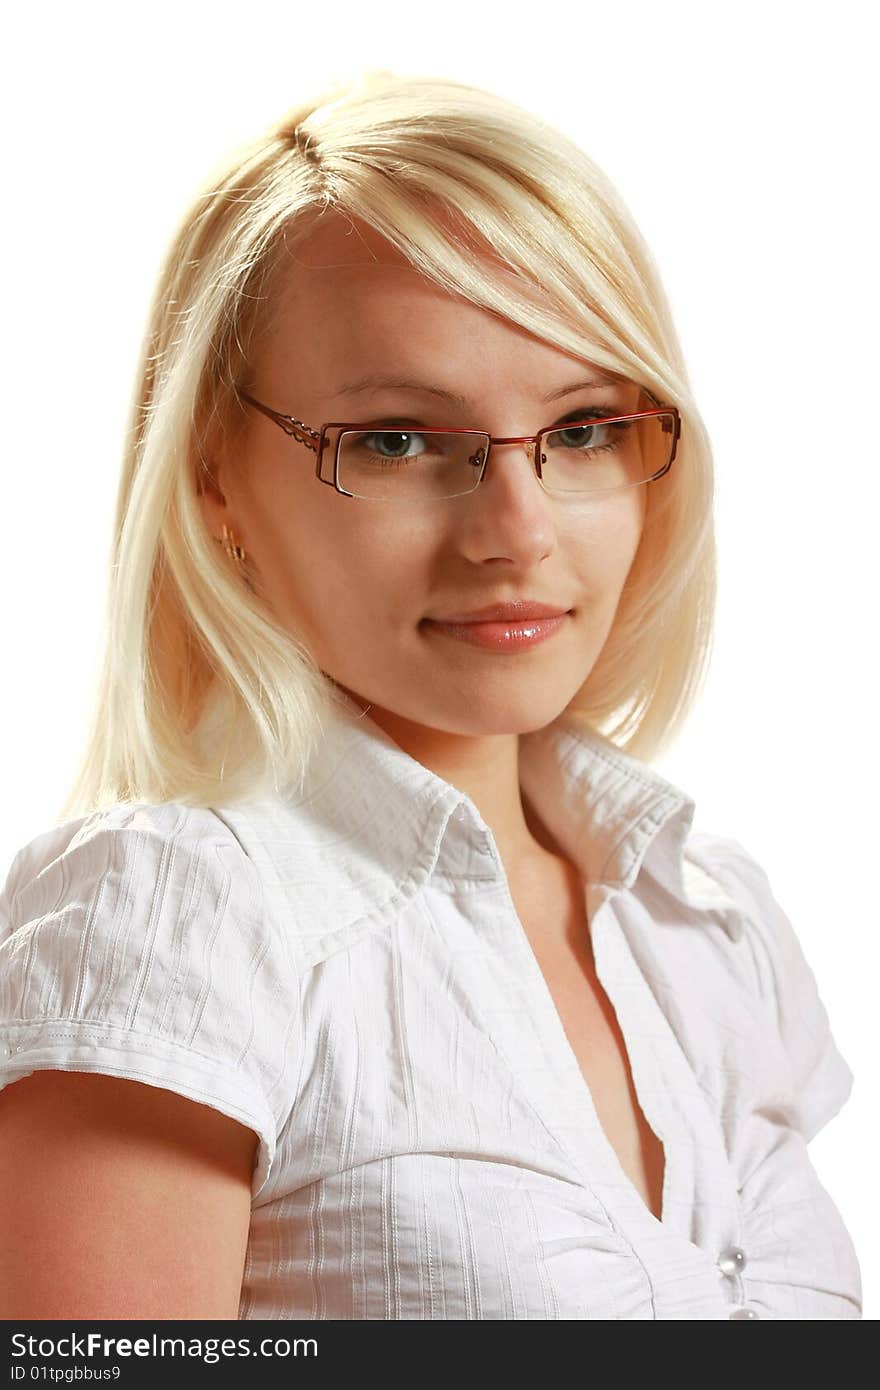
left=477, top=435, right=543, bottom=492
left=454, top=435, right=556, bottom=564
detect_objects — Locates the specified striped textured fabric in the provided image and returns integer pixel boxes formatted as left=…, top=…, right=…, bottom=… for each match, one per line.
left=0, top=693, right=862, bottom=1319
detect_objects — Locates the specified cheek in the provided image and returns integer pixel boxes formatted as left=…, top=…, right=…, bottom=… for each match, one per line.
left=271, top=505, right=432, bottom=636
left=619, top=489, right=648, bottom=571
left=570, top=490, right=646, bottom=592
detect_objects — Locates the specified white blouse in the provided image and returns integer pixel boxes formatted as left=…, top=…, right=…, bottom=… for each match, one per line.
left=0, top=693, right=861, bottom=1320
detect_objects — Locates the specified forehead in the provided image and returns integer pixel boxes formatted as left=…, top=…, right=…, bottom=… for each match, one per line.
left=284, top=203, right=508, bottom=275
left=274, top=206, right=528, bottom=325
left=257, top=209, right=604, bottom=394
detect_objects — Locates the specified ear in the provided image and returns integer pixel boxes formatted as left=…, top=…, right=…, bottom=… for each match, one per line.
left=195, top=453, right=231, bottom=544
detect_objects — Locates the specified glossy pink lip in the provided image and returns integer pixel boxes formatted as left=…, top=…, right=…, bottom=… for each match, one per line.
left=422, top=612, right=570, bottom=651
left=426, top=600, right=571, bottom=622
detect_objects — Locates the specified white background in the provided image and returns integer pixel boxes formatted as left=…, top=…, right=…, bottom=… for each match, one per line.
left=2, top=0, right=877, bottom=1318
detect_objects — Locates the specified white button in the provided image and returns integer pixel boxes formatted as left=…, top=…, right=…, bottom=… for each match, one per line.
left=717, top=1245, right=748, bottom=1277
left=729, top=1307, right=760, bottom=1319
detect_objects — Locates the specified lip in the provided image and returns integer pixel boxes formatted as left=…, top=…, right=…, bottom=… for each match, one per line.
left=422, top=612, right=570, bottom=652
left=426, top=600, right=571, bottom=622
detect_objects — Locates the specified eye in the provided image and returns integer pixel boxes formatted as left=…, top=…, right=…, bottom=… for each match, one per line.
left=556, top=422, right=604, bottom=446
left=357, top=430, right=428, bottom=459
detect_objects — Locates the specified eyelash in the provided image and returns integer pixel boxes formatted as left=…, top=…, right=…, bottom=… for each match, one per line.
left=555, top=405, right=622, bottom=428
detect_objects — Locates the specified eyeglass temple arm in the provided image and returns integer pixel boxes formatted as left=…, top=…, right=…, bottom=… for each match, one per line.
left=236, top=384, right=680, bottom=456
left=236, top=388, right=321, bottom=452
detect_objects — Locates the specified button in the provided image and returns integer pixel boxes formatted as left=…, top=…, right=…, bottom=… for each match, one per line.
left=717, top=1245, right=748, bottom=1277
left=729, top=1307, right=760, bottom=1319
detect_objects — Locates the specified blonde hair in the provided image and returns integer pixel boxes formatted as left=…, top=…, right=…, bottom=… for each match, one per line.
left=57, top=66, right=716, bottom=821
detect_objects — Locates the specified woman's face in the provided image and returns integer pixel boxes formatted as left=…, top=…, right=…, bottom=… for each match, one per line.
left=200, top=211, right=647, bottom=739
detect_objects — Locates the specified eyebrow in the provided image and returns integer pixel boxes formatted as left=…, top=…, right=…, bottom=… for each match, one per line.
left=330, top=373, right=620, bottom=407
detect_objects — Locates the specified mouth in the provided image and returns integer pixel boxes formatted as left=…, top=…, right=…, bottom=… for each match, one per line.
left=420, top=610, right=572, bottom=652
left=424, top=600, right=572, bottom=623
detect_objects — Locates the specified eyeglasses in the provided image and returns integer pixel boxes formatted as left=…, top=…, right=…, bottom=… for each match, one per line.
left=234, top=384, right=681, bottom=504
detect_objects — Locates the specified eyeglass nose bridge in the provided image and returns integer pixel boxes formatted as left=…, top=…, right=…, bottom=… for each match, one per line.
left=468, top=433, right=542, bottom=486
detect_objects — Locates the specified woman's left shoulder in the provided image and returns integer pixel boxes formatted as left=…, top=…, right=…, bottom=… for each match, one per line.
left=677, top=828, right=855, bottom=1143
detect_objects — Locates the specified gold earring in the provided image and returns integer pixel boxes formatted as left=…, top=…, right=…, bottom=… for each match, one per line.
left=220, top=524, right=255, bottom=592
left=221, top=523, right=247, bottom=565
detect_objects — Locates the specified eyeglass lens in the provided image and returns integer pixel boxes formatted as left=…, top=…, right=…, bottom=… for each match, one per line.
left=331, top=409, right=675, bottom=502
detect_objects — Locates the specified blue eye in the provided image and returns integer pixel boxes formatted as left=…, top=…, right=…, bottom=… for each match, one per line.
left=364, top=431, right=420, bottom=458
left=548, top=409, right=630, bottom=455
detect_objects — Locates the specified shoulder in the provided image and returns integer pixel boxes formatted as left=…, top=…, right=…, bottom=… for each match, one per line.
left=1, top=801, right=265, bottom=941
left=0, top=801, right=298, bottom=1008
left=683, top=829, right=784, bottom=923
left=677, top=827, right=855, bottom=1142
left=680, top=827, right=831, bottom=1006
left=0, top=800, right=301, bottom=1199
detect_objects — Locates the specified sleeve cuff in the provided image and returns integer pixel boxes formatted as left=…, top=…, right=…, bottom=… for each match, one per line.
left=0, top=1017, right=277, bottom=1201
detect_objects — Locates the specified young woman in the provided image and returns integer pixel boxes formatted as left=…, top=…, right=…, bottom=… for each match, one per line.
left=0, top=69, right=861, bottom=1320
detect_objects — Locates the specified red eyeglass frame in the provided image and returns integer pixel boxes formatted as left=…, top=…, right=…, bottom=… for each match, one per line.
left=233, top=385, right=682, bottom=498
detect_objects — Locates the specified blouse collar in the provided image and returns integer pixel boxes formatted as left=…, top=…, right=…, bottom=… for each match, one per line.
left=226, top=688, right=746, bottom=955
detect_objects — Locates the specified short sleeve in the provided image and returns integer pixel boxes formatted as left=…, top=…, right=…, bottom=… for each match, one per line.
left=0, top=803, right=299, bottom=1201
left=684, top=830, right=855, bottom=1143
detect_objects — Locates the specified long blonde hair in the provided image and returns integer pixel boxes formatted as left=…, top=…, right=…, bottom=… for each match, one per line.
left=58, top=67, right=716, bottom=821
